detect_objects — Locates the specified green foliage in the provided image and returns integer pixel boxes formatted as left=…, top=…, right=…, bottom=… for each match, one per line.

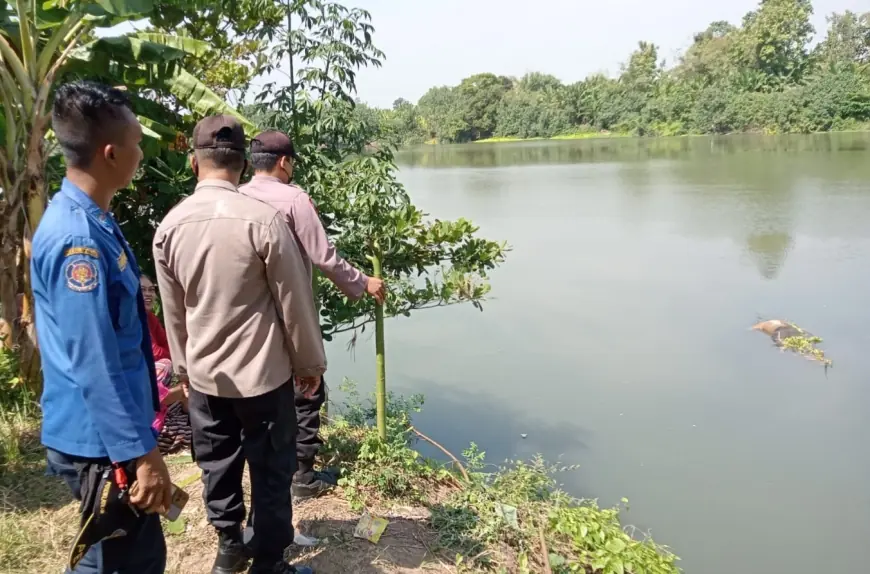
left=366, top=1, right=870, bottom=144
left=322, top=387, right=680, bottom=574
left=149, top=0, right=283, bottom=97
left=731, top=0, right=815, bottom=87
left=0, top=348, right=37, bottom=468
left=0, top=0, right=258, bottom=393
left=815, top=11, right=870, bottom=69
left=779, top=324, right=832, bottom=367
left=241, top=1, right=507, bottom=342
left=320, top=380, right=445, bottom=509
left=456, top=73, right=512, bottom=140
left=417, top=85, right=467, bottom=143
left=495, top=74, right=575, bottom=139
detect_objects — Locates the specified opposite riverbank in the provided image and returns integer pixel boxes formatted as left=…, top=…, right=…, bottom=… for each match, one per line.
left=0, top=384, right=680, bottom=573
left=463, top=125, right=870, bottom=145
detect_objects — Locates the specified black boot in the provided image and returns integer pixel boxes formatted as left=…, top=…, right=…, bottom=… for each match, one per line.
left=248, top=560, right=314, bottom=574
left=212, top=528, right=250, bottom=574
left=291, top=468, right=337, bottom=501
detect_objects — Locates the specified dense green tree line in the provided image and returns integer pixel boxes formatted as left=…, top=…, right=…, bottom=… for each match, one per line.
left=366, top=0, right=870, bottom=145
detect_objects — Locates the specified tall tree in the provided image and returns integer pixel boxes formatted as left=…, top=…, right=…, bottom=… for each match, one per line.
left=815, top=11, right=870, bottom=69
left=678, top=21, right=738, bottom=84
left=621, top=41, right=661, bottom=90
left=417, top=85, right=466, bottom=142
left=455, top=72, right=512, bottom=140
left=732, top=0, right=815, bottom=87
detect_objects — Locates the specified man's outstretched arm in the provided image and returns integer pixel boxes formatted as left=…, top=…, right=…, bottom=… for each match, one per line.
left=292, top=193, right=385, bottom=303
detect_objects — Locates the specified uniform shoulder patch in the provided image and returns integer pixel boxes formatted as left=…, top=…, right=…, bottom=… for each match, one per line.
left=65, top=259, right=99, bottom=292
left=117, top=251, right=128, bottom=272
left=63, top=246, right=100, bottom=259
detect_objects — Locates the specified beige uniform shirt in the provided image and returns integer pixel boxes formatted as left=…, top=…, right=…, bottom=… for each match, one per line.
left=152, top=179, right=326, bottom=398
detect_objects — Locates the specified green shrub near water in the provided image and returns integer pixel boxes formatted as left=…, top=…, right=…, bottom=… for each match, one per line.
left=321, top=381, right=680, bottom=573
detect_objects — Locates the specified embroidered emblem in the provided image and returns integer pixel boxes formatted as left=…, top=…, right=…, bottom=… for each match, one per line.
left=65, top=259, right=98, bottom=292
left=63, top=246, right=100, bottom=259
left=117, top=251, right=128, bottom=272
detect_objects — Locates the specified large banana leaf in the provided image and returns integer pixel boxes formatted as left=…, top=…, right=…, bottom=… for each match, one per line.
left=74, top=36, right=202, bottom=65
left=128, top=91, right=185, bottom=128
left=133, top=32, right=214, bottom=59
left=137, top=115, right=177, bottom=139
left=123, top=62, right=256, bottom=134
left=94, top=0, right=154, bottom=17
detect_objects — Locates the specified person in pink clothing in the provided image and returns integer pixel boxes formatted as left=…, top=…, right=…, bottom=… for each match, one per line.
left=141, top=274, right=191, bottom=453
left=240, top=130, right=386, bottom=501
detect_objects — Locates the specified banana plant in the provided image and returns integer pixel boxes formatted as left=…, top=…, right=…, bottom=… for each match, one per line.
left=0, top=0, right=253, bottom=390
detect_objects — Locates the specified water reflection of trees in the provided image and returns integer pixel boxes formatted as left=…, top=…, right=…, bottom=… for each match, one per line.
left=396, top=133, right=870, bottom=170
left=745, top=232, right=795, bottom=280
left=398, top=133, right=870, bottom=281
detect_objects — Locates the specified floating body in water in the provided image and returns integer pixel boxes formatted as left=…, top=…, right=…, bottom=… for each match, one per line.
left=752, top=319, right=811, bottom=344
left=751, top=319, right=831, bottom=368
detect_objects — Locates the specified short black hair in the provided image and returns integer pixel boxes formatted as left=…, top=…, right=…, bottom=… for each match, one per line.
left=251, top=152, right=281, bottom=172
left=52, top=81, right=134, bottom=168
left=195, top=147, right=246, bottom=172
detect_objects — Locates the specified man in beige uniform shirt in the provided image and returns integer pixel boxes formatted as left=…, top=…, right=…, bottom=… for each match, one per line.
left=240, top=131, right=385, bottom=501
left=152, top=116, right=321, bottom=574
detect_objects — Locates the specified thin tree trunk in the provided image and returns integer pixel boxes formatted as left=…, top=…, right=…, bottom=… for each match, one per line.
left=2, top=120, right=48, bottom=391
left=0, top=219, right=18, bottom=350
left=371, top=251, right=386, bottom=441
left=286, top=0, right=296, bottom=139
left=19, top=157, right=45, bottom=389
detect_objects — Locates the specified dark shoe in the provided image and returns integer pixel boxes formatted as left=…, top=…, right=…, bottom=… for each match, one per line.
left=248, top=561, right=314, bottom=574
left=212, top=529, right=250, bottom=574
left=291, top=470, right=337, bottom=501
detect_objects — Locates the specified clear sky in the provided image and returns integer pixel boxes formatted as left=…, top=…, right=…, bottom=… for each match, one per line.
left=335, top=0, right=868, bottom=107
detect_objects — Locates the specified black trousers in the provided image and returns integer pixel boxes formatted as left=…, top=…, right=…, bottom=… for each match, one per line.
left=294, top=376, right=327, bottom=482
left=188, top=383, right=297, bottom=565
left=46, top=448, right=166, bottom=574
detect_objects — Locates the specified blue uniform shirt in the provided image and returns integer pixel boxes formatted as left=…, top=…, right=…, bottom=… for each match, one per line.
left=32, top=179, right=160, bottom=462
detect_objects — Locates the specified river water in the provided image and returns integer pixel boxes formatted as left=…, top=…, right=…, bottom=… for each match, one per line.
left=324, top=134, right=870, bottom=574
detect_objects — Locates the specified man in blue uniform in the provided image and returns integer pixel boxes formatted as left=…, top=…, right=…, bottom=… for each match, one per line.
left=31, top=81, right=172, bottom=573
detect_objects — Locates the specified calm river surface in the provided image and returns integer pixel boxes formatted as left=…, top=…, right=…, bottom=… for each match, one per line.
left=325, top=134, right=870, bottom=574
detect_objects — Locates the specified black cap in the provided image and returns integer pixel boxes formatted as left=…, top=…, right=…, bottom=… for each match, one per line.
left=68, top=467, right=140, bottom=570
left=251, top=130, right=299, bottom=160
left=192, top=115, right=246, bottom=151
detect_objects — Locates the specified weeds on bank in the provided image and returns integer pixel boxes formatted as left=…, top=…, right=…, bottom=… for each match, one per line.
left=321, top=381, right=453, bottom=509
left=320, top=380, right=680, bottom=574
left=0, top=348, right=39, bottom=469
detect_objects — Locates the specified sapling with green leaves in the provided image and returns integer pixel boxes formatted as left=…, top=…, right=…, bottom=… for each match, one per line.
left=247, top=0, right=507, bottom=440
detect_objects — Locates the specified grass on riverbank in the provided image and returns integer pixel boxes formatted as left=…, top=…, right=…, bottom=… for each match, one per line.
left=475, top=131, right=632, bottom=144
left=449, top=122, right=870, bottom=146
left=0, top=379, right=680, bottom=574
